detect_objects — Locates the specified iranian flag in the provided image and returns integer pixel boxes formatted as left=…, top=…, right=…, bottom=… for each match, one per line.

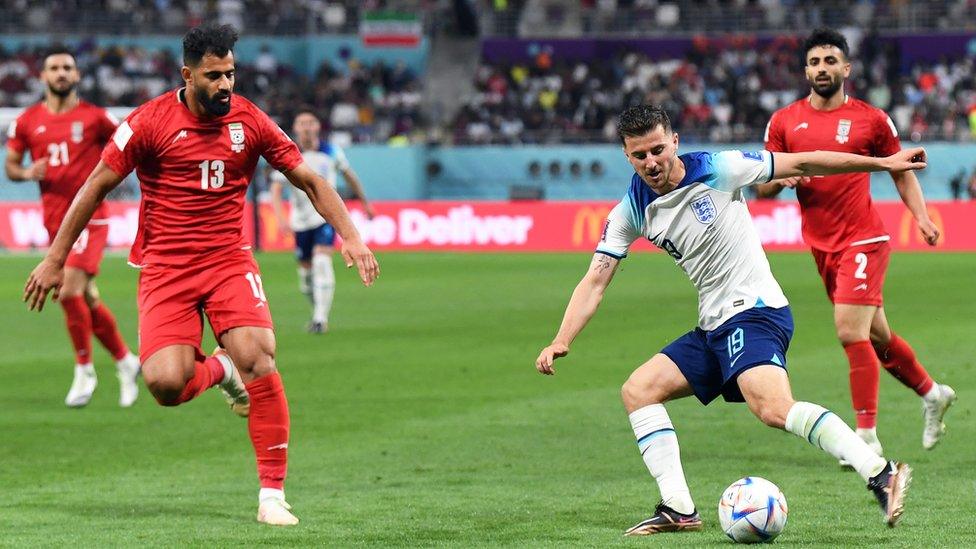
left=360, top=11, right=422, bottom=47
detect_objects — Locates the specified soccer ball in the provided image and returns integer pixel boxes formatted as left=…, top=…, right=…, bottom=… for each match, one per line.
left=718, top=476, right=788, bottom=543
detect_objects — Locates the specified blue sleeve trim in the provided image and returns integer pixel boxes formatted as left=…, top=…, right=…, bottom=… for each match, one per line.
left=595, top=249, right=626, bottom=260
left=766, top=151, right=775, bottom=183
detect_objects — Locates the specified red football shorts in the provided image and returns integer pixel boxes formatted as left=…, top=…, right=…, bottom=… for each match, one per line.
left=63, top=222, right=109, bottom=276
left=811, top=241, right=891, bottom=307
left=137, top=249, right=274, bottom=362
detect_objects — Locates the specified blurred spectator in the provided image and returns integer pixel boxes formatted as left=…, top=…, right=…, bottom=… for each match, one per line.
left=451, top=33, right=976, bottom=144
left=0, top=43, right=425, bottom=144
left=0, top=1, right=445, bottom=35
left=949, top=168, right=965, bottom=200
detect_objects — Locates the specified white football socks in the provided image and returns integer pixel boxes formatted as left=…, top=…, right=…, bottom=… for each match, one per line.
left=311, top=254, right=335, bottom=324
left=785, top=402, right=887, bottom=482
left=259, top=487, right=285, bottom=503
left=629, top=404, right=695, bottom=514
left=297, top=265, right=312, bottom=301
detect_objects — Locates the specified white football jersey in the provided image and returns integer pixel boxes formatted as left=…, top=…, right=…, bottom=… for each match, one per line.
left=271, top=142, right=350, bottom=231
left=597, top=150, right=788, bottom=331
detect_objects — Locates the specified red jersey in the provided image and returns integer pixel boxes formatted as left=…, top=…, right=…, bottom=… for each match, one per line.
left=6, top=100, right=117, bottom=238
left=101, top=88, right=303, bottom=266
left=764, top=96, right=901, bottom=252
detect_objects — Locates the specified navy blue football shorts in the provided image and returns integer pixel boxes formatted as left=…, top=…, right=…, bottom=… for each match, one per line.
left=660, top=306, right=794, bottom=405
left=294, top=223, right=336, bottom=262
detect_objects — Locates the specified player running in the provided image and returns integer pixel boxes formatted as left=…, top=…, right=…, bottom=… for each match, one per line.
left=759, top=28, right=955, bottom=457
left=23, top=25, right=379, bottom=525
left=535, top=106, right=923, bottom=534
left=6, top=47, right=140, bottom=408
left=269, top=110, right=375, bottom=334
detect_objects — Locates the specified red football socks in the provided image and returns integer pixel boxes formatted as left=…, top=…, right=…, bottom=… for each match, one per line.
left=59, top=295, right=93, bottom=364
left=875, top=333, right=935, bottom=396
left=172, top=356, right=225, bottom=404
left=246, top=372, right=290, bottom=490
left=90, top=302, right=129, bottom=361
left=843, top=340, right=880, bottom=429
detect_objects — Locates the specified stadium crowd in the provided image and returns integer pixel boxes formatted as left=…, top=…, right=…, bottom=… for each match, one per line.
left=0, top=43, right=424, bottom=144
left=3, top=38, right=974, bottom=147
left=0, top=0, right=443, bottom=35
left=487, top=0, right=976, bottom=36
left=450, top=34, right=976, bottom=144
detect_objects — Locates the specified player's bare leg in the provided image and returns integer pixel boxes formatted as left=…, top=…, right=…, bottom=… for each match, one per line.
left=60, top=267, right=97, bottom=407
left=220, top=327, right=296, bottom=526
left=869, top=308, right=955, bottom=449
left=296, top=259, right=312, bottom=304
left=834, top=303, right=884, bottom=463
left=739, top=366, right=910, bottom=526
left=141, top=344, right=243, bottom=414
left=620, top=354, right=701, bottom=535
left=307, top=244, right=335, bottom=334
left=84, top=279, right=141, bottom=407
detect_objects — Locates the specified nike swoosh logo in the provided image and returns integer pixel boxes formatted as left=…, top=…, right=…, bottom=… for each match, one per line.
left=267, top=443, right=288, bottom=451
left=730, top=353, right=745, bottom=369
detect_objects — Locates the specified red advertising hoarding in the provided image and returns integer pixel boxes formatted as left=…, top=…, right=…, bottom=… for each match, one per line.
left=1, top=201, right=973, bottom=253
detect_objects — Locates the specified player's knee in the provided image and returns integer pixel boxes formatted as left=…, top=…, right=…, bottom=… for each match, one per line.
left=753, top=401, right=791, bottom=429
left=621, top=371, right=665, bottom=408
left=143, top=360, right=194, bottom=406
left=232, top=344, right=277, bottom=378
left=145, top=374, right=186, bottom=406
left=835, top=326, right=866, bottom=346
left=58, top=285, right=85, bottom=299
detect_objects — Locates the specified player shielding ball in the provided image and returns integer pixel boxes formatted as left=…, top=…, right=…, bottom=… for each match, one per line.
left=5, top=47, right=140, bottom=408
left=535, top=106, right=924, bottom=534
left=23, top=25, right=379, bottom=525
left=270, top=110, right=375, bottom=334
left=759, top=28, right=955, bottom=457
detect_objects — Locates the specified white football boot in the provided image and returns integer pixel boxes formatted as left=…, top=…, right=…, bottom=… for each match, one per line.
left=257, top=494, right=299, bottom=526
left=839, top=428, right=883, bottom=468
left=214, top=347, right=249, bottom=417
left=922, top=384, right=956, bottom=450
left=65, top=364, right=97, bottom=408
left=115, top=353, right=141, bottom=407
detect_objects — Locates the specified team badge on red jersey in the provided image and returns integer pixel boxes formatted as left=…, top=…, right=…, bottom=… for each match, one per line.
left=835, top=119, right=852, bottom=144
left=228, top=122, right=245, bottom=153
left=71, top=121, right=84, bottom=143
left=690, top=194, right=717, bottom=224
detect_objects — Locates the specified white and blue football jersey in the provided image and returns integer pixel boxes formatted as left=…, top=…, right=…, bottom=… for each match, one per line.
left=271, top=142, right=350, bottom=231
left=597, top=150, right=788, bottom=331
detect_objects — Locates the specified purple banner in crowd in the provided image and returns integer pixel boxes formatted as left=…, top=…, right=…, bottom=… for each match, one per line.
left=482, top=32, right=976, bottom=65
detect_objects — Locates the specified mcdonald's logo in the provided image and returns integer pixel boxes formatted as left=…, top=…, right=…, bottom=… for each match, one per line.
left=898, top=205, right=944, bottom=247
left=572, top=206, right=613, bottom=246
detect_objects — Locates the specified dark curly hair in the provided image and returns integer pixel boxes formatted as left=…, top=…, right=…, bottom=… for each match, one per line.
left=802, top=28, right=849, bottom=65
left=43, top=45, right=74, bottom=62
left=182, top=23, right=239, bottom=67
left=616, top=105, right=672, bottom=144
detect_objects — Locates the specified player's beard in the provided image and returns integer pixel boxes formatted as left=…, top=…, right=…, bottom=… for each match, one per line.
left=810, top=75, right=843, bottom=99
left=196, top=87, right=232, bottom=117
left=47, top=82, right=75, bottom=98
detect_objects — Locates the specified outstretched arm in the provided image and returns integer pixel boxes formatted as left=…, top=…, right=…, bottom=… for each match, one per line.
left=24, top=161, right=124, bottom=310
left=282, top=161, right=379, bottom=286
left=535, top=253, right=620, bottom=375
left=890, top=169, right=939, bottom=245
left=771, top=147, right=926, bottom=180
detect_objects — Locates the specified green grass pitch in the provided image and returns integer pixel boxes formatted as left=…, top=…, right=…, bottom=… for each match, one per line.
left=1, top=251, right=973, bottom=547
